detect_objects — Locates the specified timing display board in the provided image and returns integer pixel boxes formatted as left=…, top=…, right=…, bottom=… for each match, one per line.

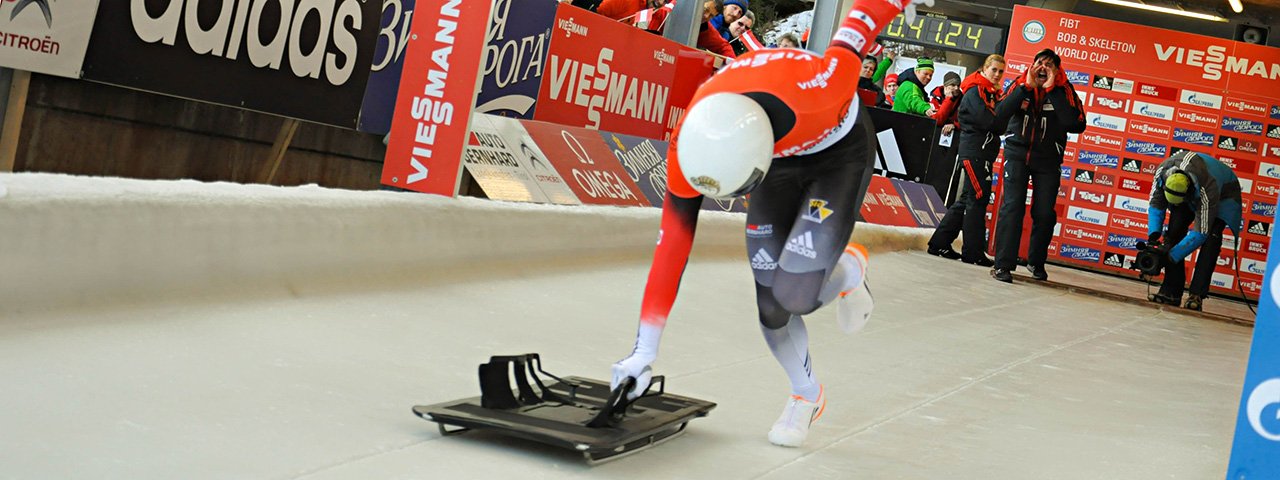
left=879, top=13, right=1004, bottom=56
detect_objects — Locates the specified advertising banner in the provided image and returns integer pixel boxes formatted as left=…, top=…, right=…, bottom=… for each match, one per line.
left=891, top=178, right=947, bottom=228
left=474, top=0, right=557, bottom=119
left=533, top=4, right=693, bottom=140
left=82, top=0, right=382, bottom=128
left=1227, top=226, right=1280, bottom=476
left=0, top=0, right=99, bottom=77
left=602, top=131, right=668, bottom=207
left=479, top=114, right=581, bottom=204
left=463, top=114, right=553, bottom=203
left=1002, top=5, right=1280, bottom=297
left=860, top=176, right=919, bottom=228
left=520, top=119, right=649, bottom=207
left=382, top=0, right=492, bottom=195
left=358, top=0, right=417, bottom=134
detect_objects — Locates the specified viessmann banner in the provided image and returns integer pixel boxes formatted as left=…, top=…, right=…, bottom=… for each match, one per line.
left=1000, top=6, right=1280, bottom=298
left=82, top=0, right=382, bottom=128
left=0, top=0, right=100, bottom=77
left=533, top=4, right=697, bottom=140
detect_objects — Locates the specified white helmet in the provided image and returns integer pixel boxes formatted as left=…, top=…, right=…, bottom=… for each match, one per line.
left=676, top=93, right=774, bottom=199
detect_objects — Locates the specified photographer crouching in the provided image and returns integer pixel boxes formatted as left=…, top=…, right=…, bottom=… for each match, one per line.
left=1140, top=151, right=1243, bottom=311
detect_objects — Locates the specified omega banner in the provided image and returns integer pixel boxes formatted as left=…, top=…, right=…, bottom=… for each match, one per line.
left=1000, top=6, right=1280, bottom=299
left=82, top=0, right=383, bottom=128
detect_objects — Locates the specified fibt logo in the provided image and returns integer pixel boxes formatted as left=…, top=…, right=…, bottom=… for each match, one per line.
left=130, top=0, right=367, bottom=86
left=1179, top=89, right=1223, bottom=109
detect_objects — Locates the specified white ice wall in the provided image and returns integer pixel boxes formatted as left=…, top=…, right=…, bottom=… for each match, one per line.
left=0, top=173, right=929, bottom=314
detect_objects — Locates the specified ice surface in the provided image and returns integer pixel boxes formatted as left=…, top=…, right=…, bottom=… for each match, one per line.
left=0, top=173, right=1250, bottom=479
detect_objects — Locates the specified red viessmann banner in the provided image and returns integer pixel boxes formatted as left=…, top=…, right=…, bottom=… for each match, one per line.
left=382, top=0, right=494, bottom=195
left=1001, top=6, right=1280, bottom=298
left=534, top=4, right=702, bottom=140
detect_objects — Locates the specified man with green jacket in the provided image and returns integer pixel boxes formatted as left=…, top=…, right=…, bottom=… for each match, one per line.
left=892, top=58, right=936, bottom=116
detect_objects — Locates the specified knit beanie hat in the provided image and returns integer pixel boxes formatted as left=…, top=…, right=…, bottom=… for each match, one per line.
left=885, top=73, right=899, bottom=86
left=943, top=71, right=961, bottom=86
left=915, top=58, right=934, bottom=73
left=1164, top=172, right=1192, bottom=205
left=725, top=0, right=748, bottom=12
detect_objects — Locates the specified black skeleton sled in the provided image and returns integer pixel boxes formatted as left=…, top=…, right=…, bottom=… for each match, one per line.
left=413, top=354, right=716, bottom=464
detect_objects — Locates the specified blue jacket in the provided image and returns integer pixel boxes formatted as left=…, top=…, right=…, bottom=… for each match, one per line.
left=1147, top=151, right=1244, bottom=261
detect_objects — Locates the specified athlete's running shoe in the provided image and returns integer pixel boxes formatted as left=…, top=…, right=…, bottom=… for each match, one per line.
left=837, top=244, right=873, bottom=334
left=768, top=385, right=826, bottom=447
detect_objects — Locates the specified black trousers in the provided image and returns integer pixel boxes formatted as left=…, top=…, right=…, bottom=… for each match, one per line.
left=993, top=158, right=1061, bottom=270
left=1159, top=204, right=1227, bottom=299
left=929, top=157, right=992, bottom=261
left=746, top=110, right=875, bottom=329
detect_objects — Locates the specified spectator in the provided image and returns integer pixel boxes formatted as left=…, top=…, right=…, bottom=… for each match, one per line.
left=926, top=54, right=1006, bottom=266
left=870, top=50, right=895, bottom=85
left=595, top=0, right=650, bottom=21
left=857, top=55, right=885, bottom=107
left=696, top=0, right=736, bottom=57
left=930, top=71, right=961, bottom=111
left=878, top=73, right=898, bottom=108
left=711, top=0, right=747, bottom=40
left=727, top=11, right=756, bottom=56
left=989, top=48, right=1087, bottom=283
left=930, top=71, right=962, bottom=131
left=776, top=32, right=801, bottom=49
left=1145, top=151, right=1243, bottom=311
left=892, top=58, right=935, bottom=116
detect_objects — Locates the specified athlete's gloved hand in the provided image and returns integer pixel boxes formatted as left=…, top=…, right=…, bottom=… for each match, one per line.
left=610, top=354, right=655, bottom=401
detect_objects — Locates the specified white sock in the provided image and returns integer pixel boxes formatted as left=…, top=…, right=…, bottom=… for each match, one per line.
left=761, top=316, right=821, bottom=401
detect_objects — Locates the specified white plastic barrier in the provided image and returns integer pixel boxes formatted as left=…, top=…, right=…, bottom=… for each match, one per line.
left=0, top=173, right=930, bottom=313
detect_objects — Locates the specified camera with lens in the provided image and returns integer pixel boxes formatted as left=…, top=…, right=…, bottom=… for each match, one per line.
left=1132, top=240, right=1168, bottom=277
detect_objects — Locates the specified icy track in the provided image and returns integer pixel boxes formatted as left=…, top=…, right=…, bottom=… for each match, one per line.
left=0, top=173, right=1253, bottom=479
